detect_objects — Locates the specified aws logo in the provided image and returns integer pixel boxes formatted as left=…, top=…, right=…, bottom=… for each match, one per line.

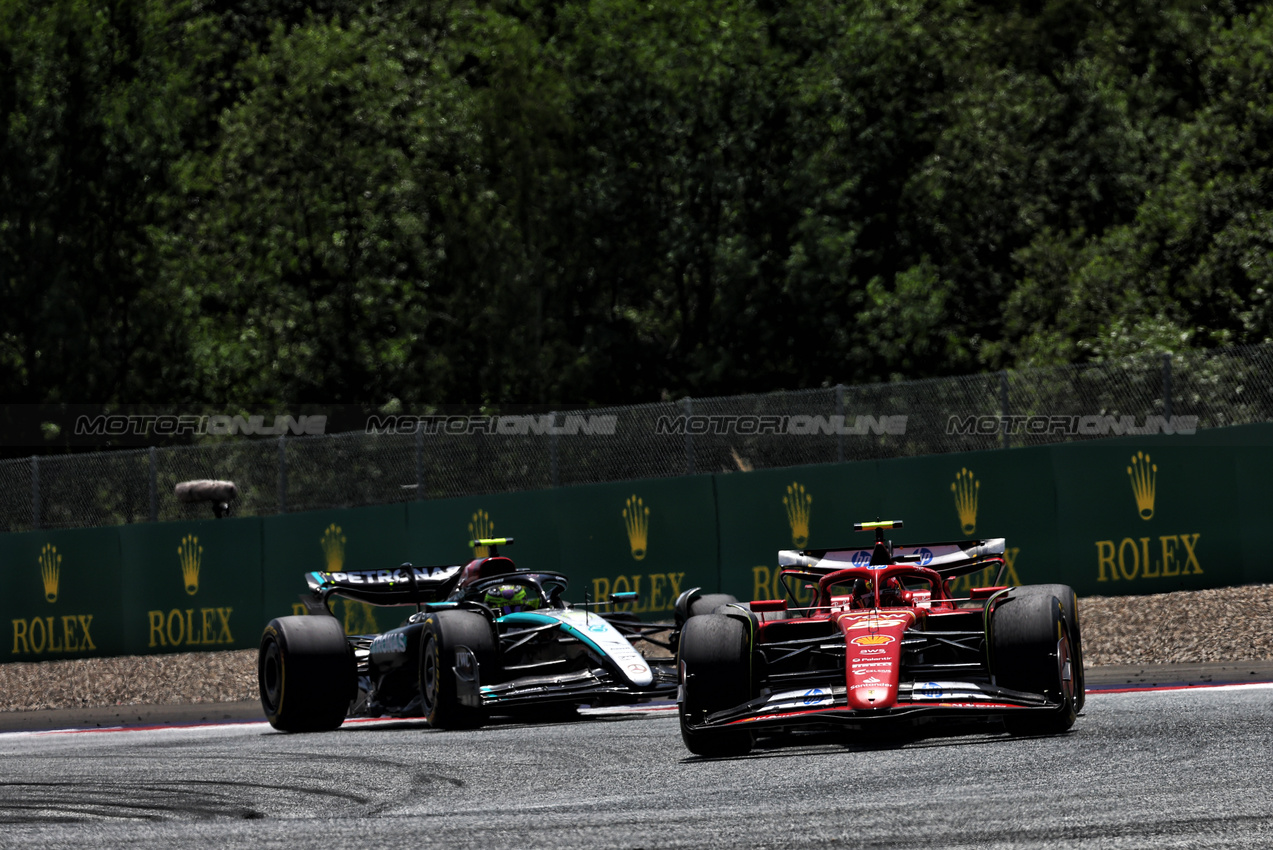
left=12, top=543, right=97, bottom=656
left=1097, top=452, right=1201, bottom=582
left=469, top=510, right=494, bottom=557
left=623, top=495, right=649, bottom=561
left=784, top=482, right=812, bottom=548
left=951, top=468, right=979, bottom=535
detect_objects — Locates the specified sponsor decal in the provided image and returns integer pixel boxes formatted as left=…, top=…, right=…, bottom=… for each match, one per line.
left=916, top=682, right=944, bottom=699
left=627, top=663, right=649, bottom=675
left=370, top=632, right=408, bottom=655
left=850, top=551, right=871, bottom=567
left=146, top=607, right=233, bottom=648
left=858, top=648, right=887, bottom=655
left=851, top=634, right=895, bottom=646
left=592, top=573, right=686, bottom=614
left=802, top=688, right=826, bottom=705
left=328, top=566, right=460, bottom=586
left=846, top=618, right=908, bottom=629
left=915, top=548, right=933, bottom=566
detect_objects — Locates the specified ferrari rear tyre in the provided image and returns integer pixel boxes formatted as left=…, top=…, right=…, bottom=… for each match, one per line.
left=1011, top=584, right=1085, bottom=711
left=420, top=610, right=496, bottom=730
left=258, top=615, right=356, bottom=733
left=992, top=593, right=1077, bottom=736
left=678, top=614, right=754, bottom=757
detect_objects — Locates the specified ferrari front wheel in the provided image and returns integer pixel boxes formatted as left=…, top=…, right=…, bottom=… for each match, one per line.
left=678, top=614, right=754, bottom=757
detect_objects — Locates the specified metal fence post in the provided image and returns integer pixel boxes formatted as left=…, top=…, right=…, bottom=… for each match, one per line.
left=31, top=456, right=40, bottom=530
left=1162, top=353, right=1173, bottom=420
left=834, top=384, right=846, bottom=463
left=999, top=371, right=1010, bottom=450
left=682, top=397, right=695, bottom=475
left=415, top=427, right=425, bottom=500
left=549, top=411, right=560, bottom=488
left=278, top=435, right=288, bottom=514
left=148, top=446, right=158, bottom=522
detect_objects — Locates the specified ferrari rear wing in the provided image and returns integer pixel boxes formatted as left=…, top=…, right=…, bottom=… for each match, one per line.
left=778, top=538, right=1006, bottom=580
left=305, top=563, right=463, bottom=608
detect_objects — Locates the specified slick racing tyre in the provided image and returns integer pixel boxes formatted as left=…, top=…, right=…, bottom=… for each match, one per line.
left=259, top=615, right=356, bottom=733
left=1010, top=584, right=1085, bottom=711
left=991, top=593, right=1077, bottom=736
left=420, top=610, right=497, bottom=730
left=689, top=593, right=740, bottom=618
left=678, top=614, right=754, bottom=758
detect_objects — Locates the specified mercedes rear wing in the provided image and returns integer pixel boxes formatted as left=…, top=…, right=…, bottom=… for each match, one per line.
left=304, top=563, right=463, bottom=609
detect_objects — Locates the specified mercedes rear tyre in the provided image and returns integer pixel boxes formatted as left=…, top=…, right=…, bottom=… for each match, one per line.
left=420, top=610, right=496, bottom=730
left=678, top=614, right=754, bottom=757
left=689, top=593, right=740, bottom=618
left=259, top=615, right=356, bottom=733
left=992, top=593, right=1077, bottom=736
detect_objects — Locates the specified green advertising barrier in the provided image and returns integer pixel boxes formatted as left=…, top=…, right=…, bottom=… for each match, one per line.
left=119, top=518, right=263, bottom=655
left=262, top=504, right=409, bottom=635
left=552, top=475, right=719, bottom=617
left=714, top=462, right=883, bottom=604
left=2, top=527, right=125, bottom=661
left=6, top=422, right=1273, bottom=663
left=1052, top=442, right=1244, bottom=596
left=406, top=490, right=562, bottom=574
left=876, top=447, right=1060, bottom=591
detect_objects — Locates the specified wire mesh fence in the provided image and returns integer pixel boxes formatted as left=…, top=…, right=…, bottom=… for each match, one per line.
left=4, top=344, right=1272, bottom=532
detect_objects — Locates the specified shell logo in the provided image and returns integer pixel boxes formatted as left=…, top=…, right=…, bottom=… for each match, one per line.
left=851, top=634, right=895, bottom=646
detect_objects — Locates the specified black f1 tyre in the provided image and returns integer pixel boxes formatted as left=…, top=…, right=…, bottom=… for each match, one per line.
left=259, top=615, right=356, bottom=733
left=1011, top=584, right=1085, bottom=711
left=678, top=614, right=754, bottom=757
left=689, top=593, right=740, bottom=618
left=420, top=610, right=497, bottom=730
left=991, top=593, right=1077, bottom=736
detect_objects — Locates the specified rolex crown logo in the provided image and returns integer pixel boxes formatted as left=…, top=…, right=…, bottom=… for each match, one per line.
left=39, top=543, right=61, bottom=603
left=469, top=510, right=494, bottom=558
left=178, top=534, right=203, bottom=596
left=784, top=482, right=812, bottom=548
left=1127, top=451, right=1157, bottom=520
left=623, top=495, right=649, bottom=561
left=951, top=468, right=979, bottom=535
left=321, top=523, right=347, bottom=572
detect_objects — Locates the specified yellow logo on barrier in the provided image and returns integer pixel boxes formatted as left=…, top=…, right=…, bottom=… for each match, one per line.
left=178, top=535, right=202, bottom=596
left=624, top=495, right=649, bottom=561
left=1127, top=451, right=1157, bottom=520
left=951, top=468, right=979, bottom=535
left=321, top=523, right=346, bottom=571
left=469, top=510, right=494, bottom=557
left=784, top=482, right=812, bottom=548
left=39, top=543, right=61, bottom=603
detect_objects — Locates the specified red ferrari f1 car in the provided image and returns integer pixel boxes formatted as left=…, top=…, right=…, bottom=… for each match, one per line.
left=676, top=520, right=1083, bottom=757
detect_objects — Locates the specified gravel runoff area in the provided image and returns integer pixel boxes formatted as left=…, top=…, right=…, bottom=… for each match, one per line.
left=1, top=585, right=1271, bottom=713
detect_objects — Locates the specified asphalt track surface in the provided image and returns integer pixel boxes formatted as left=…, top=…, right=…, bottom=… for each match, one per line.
left=1, top=677, right=1271, bottom=849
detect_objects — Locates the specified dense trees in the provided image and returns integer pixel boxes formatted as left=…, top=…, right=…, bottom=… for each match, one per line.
left=2, top=0, right=1270, bottom=409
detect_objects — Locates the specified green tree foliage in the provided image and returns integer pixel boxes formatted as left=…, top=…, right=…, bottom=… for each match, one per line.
left=3, top=0, right=1271, bottom=411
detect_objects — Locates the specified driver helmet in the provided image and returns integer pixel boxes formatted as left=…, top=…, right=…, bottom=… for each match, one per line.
left=483, top=583, right=543, bottom=615
left=879, top=577, right=906, bottom=607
